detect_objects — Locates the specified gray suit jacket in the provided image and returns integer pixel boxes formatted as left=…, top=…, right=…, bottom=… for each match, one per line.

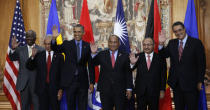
left=9, top=45, right=44, bottom=91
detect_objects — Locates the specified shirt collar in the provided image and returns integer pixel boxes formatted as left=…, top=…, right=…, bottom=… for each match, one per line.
left=75, top=40, right=82, bottom=45
left=179, top=34, right=188, bottom=43
left=145, top=52, right=154, bottom=57
left=27, top=44, right=35, bottom=49
left=109, top=50, right=118, bottom=55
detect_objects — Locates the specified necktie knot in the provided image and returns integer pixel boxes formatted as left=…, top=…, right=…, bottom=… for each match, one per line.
left=147, top=54, right=150, bottom=59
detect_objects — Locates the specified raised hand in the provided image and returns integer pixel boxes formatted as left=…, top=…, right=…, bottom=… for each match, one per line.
left=52, top=27, right=59, bottom=40
left=159, top=30, right=167, bottom=45
left=126, top=90, right=132, bottom=100
left=11, top=36, right=20, bottom=49
left=129, top=53, right=139, bottom=65
left=90, top=43, right=98, bottom=54
left=57, top=89, right=63, bottom=101
left=31, top=47, right=37, bottom=57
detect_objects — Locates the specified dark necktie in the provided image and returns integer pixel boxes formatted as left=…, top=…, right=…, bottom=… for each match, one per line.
left=111, top=52, right=115, bottom=68
left=46, top=51, right=51, bottom=83
left=77, top=42, right=80, bottom=62
left=147, top=54, right=151, bottom=69
left=178, top=41, right=183, bottom=61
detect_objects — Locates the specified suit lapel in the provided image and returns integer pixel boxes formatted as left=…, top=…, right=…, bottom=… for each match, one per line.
left=81, top=41, right=86, bottom=60
left=149, top=53, right=156, bottom=71
left=174, top=39, right=179, bottom=62
left=72, top=40, right=77, bottom=61
left=105, top=50, right=113, bottom=69
left=114, top=51, right=122, bottom=69
left=143, top=53, right=149, bottom=71
left=23, top=46, right=29, bottom=59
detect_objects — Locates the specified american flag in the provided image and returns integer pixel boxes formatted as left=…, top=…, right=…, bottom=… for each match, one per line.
left=3, top=0, right=26, bottom=110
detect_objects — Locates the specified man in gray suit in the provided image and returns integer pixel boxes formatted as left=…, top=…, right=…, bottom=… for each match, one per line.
left=9, top=30, right=44, bottom=110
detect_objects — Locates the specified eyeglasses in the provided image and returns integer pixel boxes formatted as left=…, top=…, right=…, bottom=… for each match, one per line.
left=173, top=28, right=184, bottom=33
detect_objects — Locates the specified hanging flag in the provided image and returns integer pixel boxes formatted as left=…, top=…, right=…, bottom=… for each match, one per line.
left=184, top=0, right=207, bottom=110
left=114, top=0, right=130, bottom=53
left=79, top=0, right=101, bottom=109
left=145, top=0, right=172, bottom=110
left=46, top=0, right=63, bottom=45
left=3, top=0, right=25, bottom=110
left=184, top=0, right=199, bottom=39
left=114, top=1, right=135, bottom=110
left=145, top=0, right=161, bottom=53
left=46, top=0, right=67, bottom=110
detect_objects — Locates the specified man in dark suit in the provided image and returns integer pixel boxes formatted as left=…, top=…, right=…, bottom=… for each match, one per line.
left=9, top=30, right=44, bottom=110
left=90, top=34, right=133, bottom=110
left=26, top=36, right=63, bottom=110
left=158, top=21, right=206, bottom=110
left=129, top=37, right=167, bottom=110
left=51, top=24, right=95, bottom=110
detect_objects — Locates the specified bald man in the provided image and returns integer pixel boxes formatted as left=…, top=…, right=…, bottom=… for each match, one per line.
left=26, top=36, right=63, bottom=110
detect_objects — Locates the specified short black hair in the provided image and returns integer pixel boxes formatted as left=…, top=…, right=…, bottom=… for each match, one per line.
left=172, top=21, right=185, bottom=30
left=73, top=24, right=84, bottom=32
left=26, top=30, right=36, bottom=39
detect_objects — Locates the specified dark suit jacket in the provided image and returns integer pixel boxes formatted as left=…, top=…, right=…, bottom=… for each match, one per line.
left=9, top=45, right=44, bottom=91
left=132, top=52, right=166, bottom=96
left=159, top=36, right=206, bottom=91
left=92, top=50, right=133, bottom=92
left=26, top=51, right=64, bottom=94
left=51, top=39, right=95, bottom=89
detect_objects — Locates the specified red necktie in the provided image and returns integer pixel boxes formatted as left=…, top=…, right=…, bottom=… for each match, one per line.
left=179, top=41, right=183, bottom=61
left=147, top=55, right=151, bottom=69
left=111, top=52, right=115, bottom=68
left=46, top=51, right=51, bottom=83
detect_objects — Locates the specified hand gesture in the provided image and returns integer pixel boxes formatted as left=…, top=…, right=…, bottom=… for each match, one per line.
left=31, top=47, right=37, bottom=57
left=89, top=84, right=94, bottom=93
left=159, top=90, right=165, bottom=99
left=52, top=28, right=59, bottom=40
left=159, top=30, right=167, bottom=45
left=11, top=36, right=20, bottom=49
left=57, top=89, right=63, bottom=101
left=90, top=43, right=98, bottom=54
left=197, top=82, right=202, bottom=91
left=126, top=90, right=132, bottom=100
left=129, top=53, right=139, bottom=65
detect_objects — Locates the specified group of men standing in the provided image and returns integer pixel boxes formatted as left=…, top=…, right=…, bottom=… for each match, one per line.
left=9, top=21, right=206, bottom=110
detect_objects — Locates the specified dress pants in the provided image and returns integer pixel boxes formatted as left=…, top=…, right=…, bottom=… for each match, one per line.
left=100, top=84, right=126, bottom=110
left=65, top=76, right=88, bottom=110
left=38, top=83, right=60, bottom=110
left=173, top=85, right=199, bottom=110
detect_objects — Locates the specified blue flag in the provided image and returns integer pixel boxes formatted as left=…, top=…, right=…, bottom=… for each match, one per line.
left=46, top=0, right=67, bottom=110
left=184, top=0, right=198, bottom=39
left=184, top=0, right=207, bottom=110
left=46, top=0, right=60, bottom=35
left=114, top=0, right=130, bottom=53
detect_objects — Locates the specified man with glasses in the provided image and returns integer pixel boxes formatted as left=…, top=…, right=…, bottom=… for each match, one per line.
left=130, top=37, right=166, bottom=110
left=158, top=21, right=206, bottom=110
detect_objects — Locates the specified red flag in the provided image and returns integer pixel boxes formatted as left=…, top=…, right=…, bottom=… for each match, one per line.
left=145, top=0, right=172, bottom=109
left=159, top=87, right=173, bottom=110
left=79, top=0, right=99, bottom=82
left=80, top=0, right=94, bottom=43
left=153, top=0, right=161, bottom=52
